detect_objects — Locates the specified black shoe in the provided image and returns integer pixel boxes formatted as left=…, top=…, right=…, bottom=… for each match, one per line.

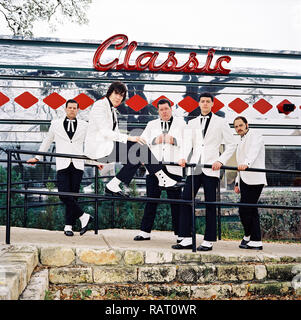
left=105, top=187, right=129, bottom=198
left=134, top=235, right=151, bottom=241
left=239, top=239, right=249, bottom=249
left=80, top=215, right=94, bottom=236
left=197, top=245, right=213, bottom=251
left=241, top=244, right=263, bottom=250
left=64, top=230, right=74, bottom=237
left=171, top=243, right=193, bottom=250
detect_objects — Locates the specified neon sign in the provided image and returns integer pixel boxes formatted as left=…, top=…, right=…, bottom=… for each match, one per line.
left=93, top=34, right=231, bottom=74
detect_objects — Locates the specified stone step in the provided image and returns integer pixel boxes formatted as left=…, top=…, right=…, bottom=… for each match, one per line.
left=1, top=244, right=301, bottom=300
left=0, top=245, right=38, bottom=300
left=47, top=281, right=301, bottom=300
left=46, top=263, right=301, bottom=285
left=19, top=269, right=49, bottom=300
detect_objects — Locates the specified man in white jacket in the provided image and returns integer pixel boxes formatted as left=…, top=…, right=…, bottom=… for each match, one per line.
left=84, top=82, right=183, bottom=197
left=27, top=100, right=100, bottom=236
left=134, top=99, right=187, bottom=242
left=233, top=116, right=267, bottom=250
left=172, top=92, right=236, bottom=251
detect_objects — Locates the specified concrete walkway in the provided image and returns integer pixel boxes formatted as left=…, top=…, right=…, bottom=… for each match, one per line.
left=1, top=226, right=300, bottom=258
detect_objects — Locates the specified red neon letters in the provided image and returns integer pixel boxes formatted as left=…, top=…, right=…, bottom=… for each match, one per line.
left=93, top=34, right=231, bottom=74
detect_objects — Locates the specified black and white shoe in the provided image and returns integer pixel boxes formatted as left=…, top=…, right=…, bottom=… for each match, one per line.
left=134, top=235, right=151, bottom=241
left=64, top=230, right=74, bottom=237
left=105, top=187, right=129, bottom=198
left=155, top=170, right=185, bottom=189
left=80, top=215, right=94, bottom=236
left=241, top=244, right=263, bottom=250
left=239, top=239, right=250, bottom=249
left=171, top=243, right=193, bottom=250
left=197, top=245, right=212, bottom=251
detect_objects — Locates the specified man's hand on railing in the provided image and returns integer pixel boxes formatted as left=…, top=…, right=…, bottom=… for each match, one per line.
left=212, top=161, right=223, bottom=171
left=97, top=164, right=104, bottom=170
left=26, top=158, right=39, bottom=166
left=178, top=159, right=187, bottom=168
left=238, top=164, right=249, bottom=171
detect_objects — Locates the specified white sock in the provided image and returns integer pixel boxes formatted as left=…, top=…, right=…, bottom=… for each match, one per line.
left=179, top=237, right=192, bottom=246
left=201, top=240, right=213, bottom=248
left=79, top=212, right=90, bottom=228
left=138, top=231, right=151, bottom=238
left=177, top=237, right=184, bottom=241
left=248, top=241, right=262, bottom=247
left=243, top=235, right=250, bottom=241
left=106, top=177, right=122, bottom=192
left=64, top=225, right=72, bottom=232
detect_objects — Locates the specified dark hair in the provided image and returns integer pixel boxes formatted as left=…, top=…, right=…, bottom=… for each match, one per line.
left=199, top=92, right=214, bottom=102
left=65, top=99, right=79, bottom=108
left=233, top=116, right=248, bottom=125
left=157, top=98, right=171, bottom=108
left=106, top=81, right=127, bottom=102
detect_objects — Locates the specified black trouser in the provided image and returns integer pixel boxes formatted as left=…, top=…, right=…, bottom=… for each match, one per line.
left=98, top=141, right=165, bottom=185
left=239, top=179, right=264, bottom=241
left=140, top=169, right=182, bottom=235
left=178, top=172, right=219, bottom=242
left=57, top=163, right=84, bottom=226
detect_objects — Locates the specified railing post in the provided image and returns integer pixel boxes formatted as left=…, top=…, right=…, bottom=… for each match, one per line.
left=94, top=166, right=99, bottom=234
left=191, top=166, right=196, bottom=252
left=111, top=200, right=115, bottom=228
left=217, top=179, right=221, bottom=240
left=6, top=150, right=12, bottom=244
left=23, top=182, right=28, bottom=227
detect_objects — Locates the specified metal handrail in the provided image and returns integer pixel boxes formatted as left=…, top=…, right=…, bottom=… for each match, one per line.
left=2, top=148, right=301, bottom=252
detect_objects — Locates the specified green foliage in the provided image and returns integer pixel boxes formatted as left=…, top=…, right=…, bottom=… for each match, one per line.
left=36, top=181, right=63, bottom=230
left=0, top=165, right=25, bottom=227
left=260, top=190, right=301, bottom=240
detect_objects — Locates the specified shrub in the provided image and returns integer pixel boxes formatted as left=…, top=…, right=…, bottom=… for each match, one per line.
left=260, top=190, right=301, bottom=240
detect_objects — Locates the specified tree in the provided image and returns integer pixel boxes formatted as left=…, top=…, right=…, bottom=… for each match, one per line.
left=0, top=0, right=91, bottom=37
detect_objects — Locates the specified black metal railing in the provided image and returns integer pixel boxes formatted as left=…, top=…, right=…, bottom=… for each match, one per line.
left=2, top=148, right=301, bottom=252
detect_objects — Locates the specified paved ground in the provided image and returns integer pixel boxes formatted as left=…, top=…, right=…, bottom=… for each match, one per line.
left=0, top=226, right=300, bottom=258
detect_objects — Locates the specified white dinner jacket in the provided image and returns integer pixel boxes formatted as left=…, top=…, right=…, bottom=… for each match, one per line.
left=36, top=118, right=88, bottom=171
left=235, top=130, right=267, bottom=186
left=140, top=117, right=187, bottom=176
left=186, top=113, right=236, bottom=178
left=84, top=97, right=128, bottom=159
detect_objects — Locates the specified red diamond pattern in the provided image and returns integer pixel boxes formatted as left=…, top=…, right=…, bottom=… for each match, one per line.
left=8, top=92, right=299, bottom=118
left=73, top=93, right=95, bottom=110
left=178, top=96, right=199, bottom=112
left=0, top=92, right=9, bottom=107
left=126, top=94, right=148, bottom=112
left=212, top=98, right=224, bottom=113
left=43, top=92, right=66, bottom=110
left=253, top=99, right=273, bottom=114
left=276, top=99, right=295, bottom=115
left=228, top=98, right=248, bottom=113
left=152, top=95, right=174, bottom=108
left=14, top=91, right=38, bottom=109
